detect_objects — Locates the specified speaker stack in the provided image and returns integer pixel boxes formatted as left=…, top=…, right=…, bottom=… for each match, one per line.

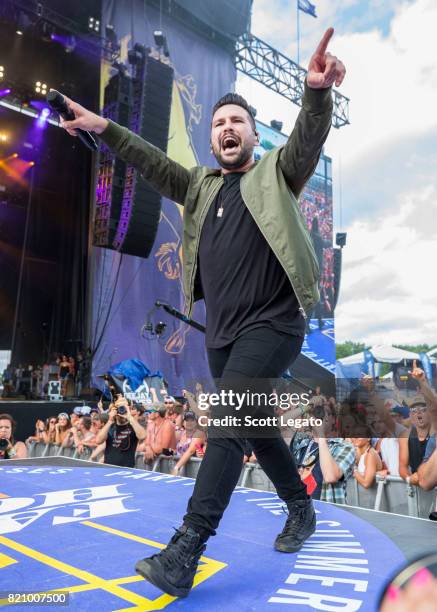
left=93, top=47, right=174, bottom=259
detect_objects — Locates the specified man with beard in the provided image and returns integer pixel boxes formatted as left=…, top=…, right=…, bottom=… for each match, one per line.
left=61, top=27, right=345, bottom=598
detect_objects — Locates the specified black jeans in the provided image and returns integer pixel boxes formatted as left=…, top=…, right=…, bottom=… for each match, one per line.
left=183, top=326, right=307, bottom=540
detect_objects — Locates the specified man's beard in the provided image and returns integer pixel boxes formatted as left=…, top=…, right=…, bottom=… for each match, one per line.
left=212, top=141, right=254, bottom=170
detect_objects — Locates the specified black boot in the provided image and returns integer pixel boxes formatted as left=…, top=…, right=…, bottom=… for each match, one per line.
left=135, top=525, right=206, bottom=598
left=274, top=497, right=316, bottom=553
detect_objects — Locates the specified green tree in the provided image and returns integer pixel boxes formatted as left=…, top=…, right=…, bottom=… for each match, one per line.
left=336, top=341, right=366, bottom=361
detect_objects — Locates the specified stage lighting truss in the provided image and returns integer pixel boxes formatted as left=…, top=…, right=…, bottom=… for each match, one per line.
left=35, top=81, right=48, bottom=95
left=88, top=16, right=100, bottom=33
left=0, top=66, right=4, bottom=80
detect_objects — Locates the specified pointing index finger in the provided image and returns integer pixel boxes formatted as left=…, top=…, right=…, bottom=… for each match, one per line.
left=315, top=27, right=334, bottom=57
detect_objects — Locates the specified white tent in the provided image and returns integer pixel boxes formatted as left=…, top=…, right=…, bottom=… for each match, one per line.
left=427, top=347, right=437, bottom=364
left=370, top=345, right=419, bottom=363
left=338, top=345, right=419, bottom=366
left=338, top=352, right=365, bottom=366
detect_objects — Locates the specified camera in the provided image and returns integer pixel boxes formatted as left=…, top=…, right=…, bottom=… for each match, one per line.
left=117, top=405, right=127, bottom=416
left=0, top=439, right=9, bottom=450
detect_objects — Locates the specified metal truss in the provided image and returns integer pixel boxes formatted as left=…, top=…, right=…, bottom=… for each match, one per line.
left=235, top=33, right=350, bottom=129
left=4, top=0, right=119, bottom=62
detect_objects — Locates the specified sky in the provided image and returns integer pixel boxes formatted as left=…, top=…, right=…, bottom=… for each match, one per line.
left=236, top=0, right=437, bottom=347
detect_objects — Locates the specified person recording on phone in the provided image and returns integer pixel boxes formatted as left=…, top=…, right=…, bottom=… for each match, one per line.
left=95, top=396, right=146, bottom=468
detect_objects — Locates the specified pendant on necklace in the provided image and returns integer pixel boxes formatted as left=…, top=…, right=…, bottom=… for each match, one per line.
left=217, top=206, right=224, bottom=218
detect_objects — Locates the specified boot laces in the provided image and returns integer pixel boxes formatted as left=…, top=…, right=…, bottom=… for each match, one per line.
left=281, top=504, right=308, bottom=537
left=159, top=529, right=204, bottom=569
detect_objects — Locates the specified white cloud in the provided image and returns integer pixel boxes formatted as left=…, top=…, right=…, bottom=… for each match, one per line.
left=237, top=0, right=437, bottom=346
left=335, top=184, right=437, bottom=345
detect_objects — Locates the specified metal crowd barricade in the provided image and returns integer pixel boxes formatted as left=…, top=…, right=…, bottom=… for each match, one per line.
left=346, top=474, right=437, bottom=519
left=26, top=444, right=437, bottom=519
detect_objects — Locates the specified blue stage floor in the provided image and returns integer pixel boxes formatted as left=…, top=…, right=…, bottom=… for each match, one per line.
left=0, top=462, right=408, bottom=610
left=302, top=318, right=336, bottom=374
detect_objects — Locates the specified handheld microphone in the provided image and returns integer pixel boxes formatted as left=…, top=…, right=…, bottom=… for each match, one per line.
left=46, top=90, right=98, bottom=151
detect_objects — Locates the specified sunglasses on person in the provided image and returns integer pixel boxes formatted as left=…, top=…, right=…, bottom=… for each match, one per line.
left=410, top=405, right=427, bottom=414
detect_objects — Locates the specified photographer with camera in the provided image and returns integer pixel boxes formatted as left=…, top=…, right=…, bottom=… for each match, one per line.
left=0, top=413, right=27, bottom=460
left=95, top=397, right=146, bottom=467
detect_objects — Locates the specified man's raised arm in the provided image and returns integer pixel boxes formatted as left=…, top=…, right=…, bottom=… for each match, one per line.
left=279, top=28, right=346, bottom=199
left=60, top=97, right=190, bottom=205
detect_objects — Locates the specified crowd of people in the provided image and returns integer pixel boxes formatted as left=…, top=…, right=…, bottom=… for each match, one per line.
left=1, top=363, right=436, bottom=516
left=1, top=350, right=92, bottom=399
left=300, top=183, right=335, bottom=320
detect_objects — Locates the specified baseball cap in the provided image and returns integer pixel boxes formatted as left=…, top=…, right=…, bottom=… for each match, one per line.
left=184, top=411, right=197, bottom=421
left=390, top=405, right=410, bottom=419
left=73, top=406, right=92, bottom=416
left=57, top=412, right=70, bottom=419
left=408, top=395, right=427, bottom=409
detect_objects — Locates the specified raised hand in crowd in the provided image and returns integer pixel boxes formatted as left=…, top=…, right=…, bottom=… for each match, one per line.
left=409, top=360, right=437, bottom=408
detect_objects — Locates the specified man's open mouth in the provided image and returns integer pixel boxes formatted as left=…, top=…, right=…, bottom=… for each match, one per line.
left=221, top=135, right=240, bottom=152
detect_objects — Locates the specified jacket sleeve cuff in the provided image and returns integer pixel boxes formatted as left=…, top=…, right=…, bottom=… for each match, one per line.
left=302, top=80, right=333, bottom=113
left=98, top=119, right=128, bottom=149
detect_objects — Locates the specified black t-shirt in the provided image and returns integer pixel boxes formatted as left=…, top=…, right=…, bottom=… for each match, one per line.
left=104, top=422, right=138, bottom=468
left=198, top=172, right=305, bottom=349
left=408, top=426, right=430, bottom=473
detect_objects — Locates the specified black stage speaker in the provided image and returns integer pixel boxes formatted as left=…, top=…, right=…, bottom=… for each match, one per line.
left=94, top=72, right=132, bottom=247
left=114, top=52, right=174, bottom=258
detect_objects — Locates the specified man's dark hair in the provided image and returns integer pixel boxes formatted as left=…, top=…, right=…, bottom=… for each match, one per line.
left=212, top=93, right=256, bottom=130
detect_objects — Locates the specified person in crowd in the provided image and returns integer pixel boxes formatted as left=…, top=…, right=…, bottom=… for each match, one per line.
left=58, top=355, right=70, bottom=392
left=26, top=419, right=49, bottom=445
left=131, top=404, right=147, bottom=428
left=338, top=407, right=370, bottom=438
left=171, top=416, right=208, bottom=476
left=351, top=438, right=382, bottom=489
left=70, top=409, right=82, bottom=428
left=54, top=412, right=72, bottom=445
left=0, top=413, right=27, bottom=459
left=418, top=446, right=437, bottom=490
left=90, top=413, right=109, bottom=463
left=359, top=376, right=406, bottom=477
left=163, top=395, right=176, bottom=411
left=291, top=415, right=355, bottom=504
left=182, top=387, right=203, bottom=418
left=44, top=416, right=58, bottom=444
left=139, top=404, right=177, bottom=462
left=166, top=402, right=184, bottom=429
left=175, top=412, right=206, bottom=457
left=65, top=416, right=97, bottom=454
left=399, top=396, right=433, bottom=486
left=90, top=410, right=103, bottom=435
left=409, top=359, right=437, bottom=406
left=95, top=397, right=147, bottom=468
left=385, top=400, right=410, bottom=428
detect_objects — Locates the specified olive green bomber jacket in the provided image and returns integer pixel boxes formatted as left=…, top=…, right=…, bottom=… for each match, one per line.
left=99, top=82, right=333, bottom=318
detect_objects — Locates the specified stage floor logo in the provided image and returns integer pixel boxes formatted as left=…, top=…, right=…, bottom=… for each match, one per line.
left=0, top=465, right=406, bottom=610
